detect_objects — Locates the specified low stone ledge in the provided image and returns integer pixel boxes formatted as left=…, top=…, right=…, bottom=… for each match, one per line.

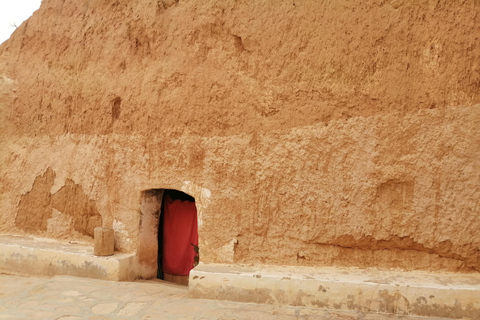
left=0, top=236, right=135, bottom=280
left=189, top=263, right=480, bottom=318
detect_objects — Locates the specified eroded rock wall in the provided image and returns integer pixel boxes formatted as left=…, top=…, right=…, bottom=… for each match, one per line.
left=0, top=0, right=479, bottom=272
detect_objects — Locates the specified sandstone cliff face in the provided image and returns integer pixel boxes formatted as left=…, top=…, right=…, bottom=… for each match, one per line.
left=0, top=0, right=479, bottom=272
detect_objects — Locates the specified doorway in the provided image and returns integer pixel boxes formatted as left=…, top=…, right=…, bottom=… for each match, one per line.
left=157, top=189, right=199, bottom=286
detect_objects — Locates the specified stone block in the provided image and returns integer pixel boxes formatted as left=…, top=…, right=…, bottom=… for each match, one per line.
left=94, top=227, right=114, bottom=256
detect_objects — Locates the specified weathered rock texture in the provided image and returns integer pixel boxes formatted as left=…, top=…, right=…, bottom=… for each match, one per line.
left=0, top=0, right=479, bottom=273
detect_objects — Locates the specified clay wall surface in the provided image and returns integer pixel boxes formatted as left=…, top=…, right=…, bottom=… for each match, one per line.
left=0, top=0, right=479, bottom=272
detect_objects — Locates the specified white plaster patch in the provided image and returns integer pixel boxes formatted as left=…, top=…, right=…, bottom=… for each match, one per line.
left=182, top=181, right=211, bottom=226
left=48, top=134, right=107, bottom=196
left=218, top=238, right=238, bottom=263
left=113, top=219, right=132, bottom=248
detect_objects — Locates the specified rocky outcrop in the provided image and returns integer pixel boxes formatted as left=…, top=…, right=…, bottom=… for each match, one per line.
left=0, top=0, right=479, bottom=272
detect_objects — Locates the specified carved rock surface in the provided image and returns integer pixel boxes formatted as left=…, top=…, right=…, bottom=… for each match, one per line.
left=0, top=0, right=479, bottom=272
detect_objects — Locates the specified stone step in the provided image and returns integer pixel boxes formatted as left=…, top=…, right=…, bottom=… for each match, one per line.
left=0, top=236, right=135, bottom=280
left=189, top=263, right=480, bottom=318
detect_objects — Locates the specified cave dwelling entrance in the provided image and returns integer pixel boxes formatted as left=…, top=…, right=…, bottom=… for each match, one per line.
left=140, top=189, right=199, bottom=286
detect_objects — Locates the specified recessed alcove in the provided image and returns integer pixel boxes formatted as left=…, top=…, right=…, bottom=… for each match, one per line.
left=137, top=188, right=198, bottom=286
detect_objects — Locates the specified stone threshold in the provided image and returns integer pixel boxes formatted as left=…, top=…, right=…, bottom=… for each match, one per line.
left=189, top=263, right=480, bottom=318
left=0, top=235, right=135, bottom=280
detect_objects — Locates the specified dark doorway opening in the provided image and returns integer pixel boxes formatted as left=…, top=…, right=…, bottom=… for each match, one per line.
left=157, top=189, right=199, bottom=286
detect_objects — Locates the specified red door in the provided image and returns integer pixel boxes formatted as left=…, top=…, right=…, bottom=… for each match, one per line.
left=162, top=194, right=198, bottom=276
